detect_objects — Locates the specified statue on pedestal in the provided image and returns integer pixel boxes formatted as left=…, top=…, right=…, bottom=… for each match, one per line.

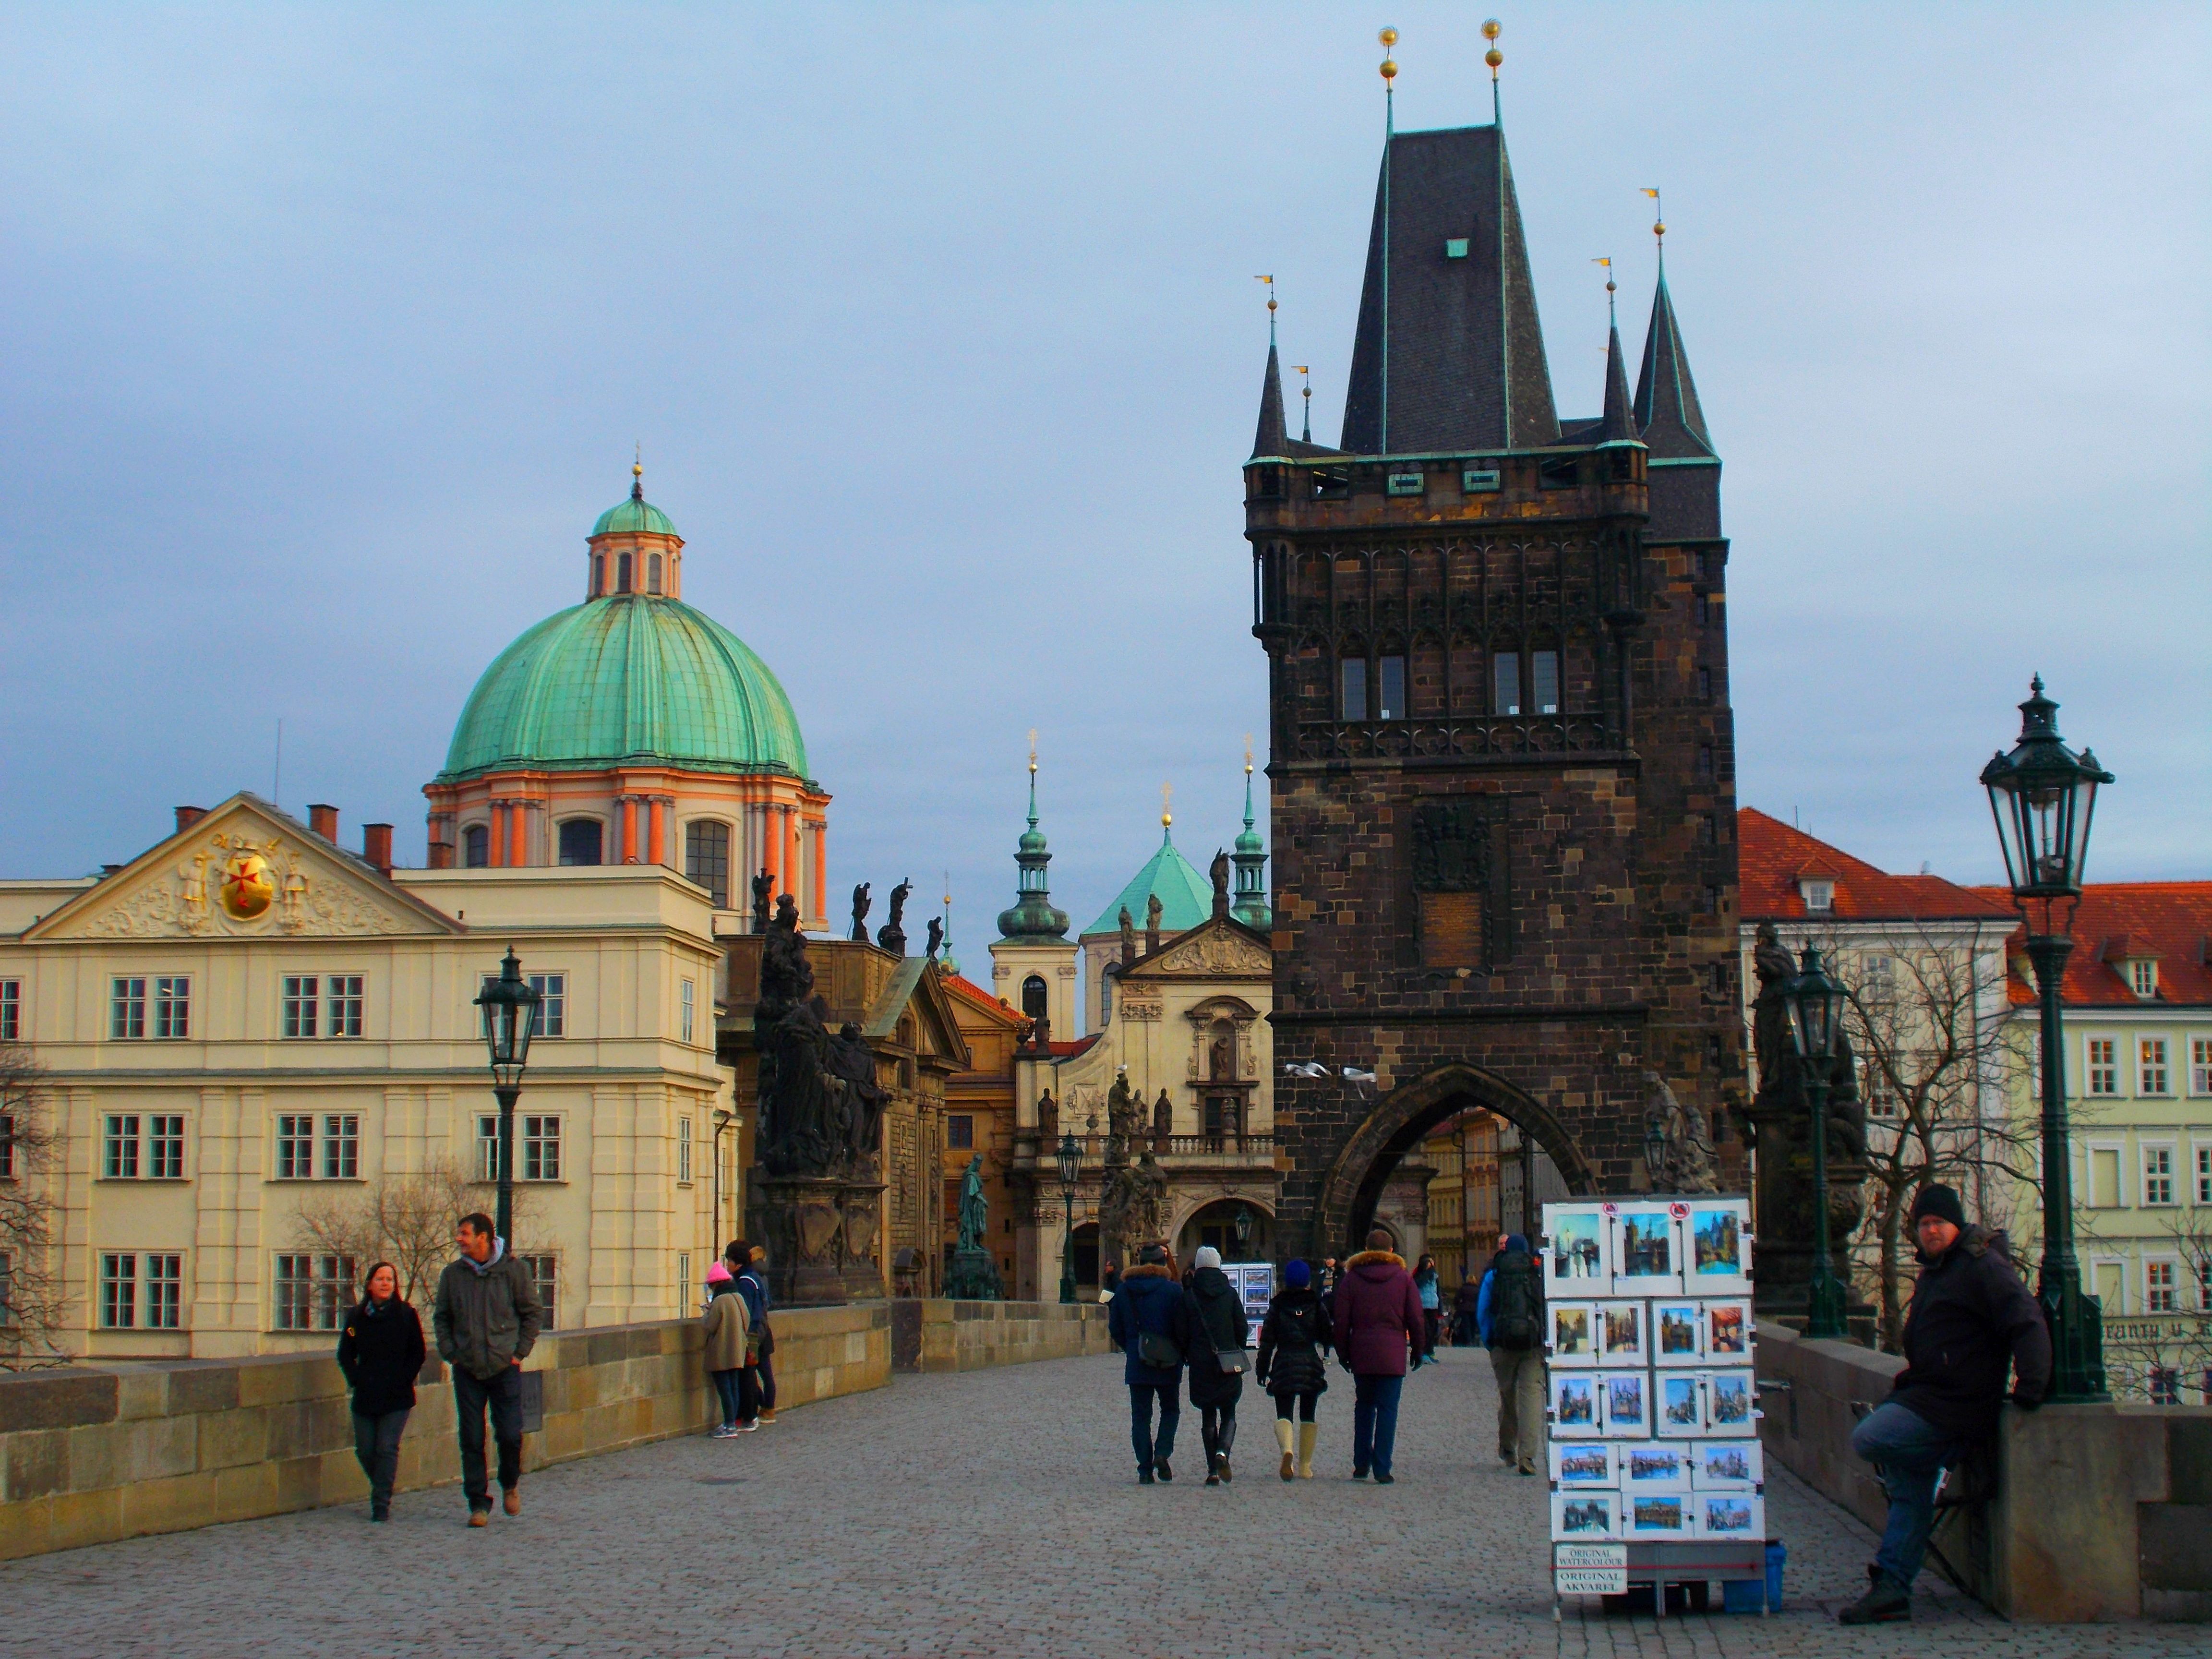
left=849, top=881, right=871, bottom=942
left=1642, top=1070, right=1718, bottom=1193
left=944, top=1151, right=1005, bottom=1300
left=877, top=878, right=911, bottom=956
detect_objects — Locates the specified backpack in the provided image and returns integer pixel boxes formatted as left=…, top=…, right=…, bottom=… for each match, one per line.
left=1491, top=1249, right=1540, bottom=1351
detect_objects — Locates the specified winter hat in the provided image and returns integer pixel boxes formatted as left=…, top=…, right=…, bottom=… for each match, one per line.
left=1505, top=1234, right=1530, bottom=1254
left=1193, top=1246, right=1222, bottom=1270
left=706, top=1262, right=733, bottom=1284
left=1139, top=1243, right=1171, bottom=1266
left=1910, top=1184, right=1966, bottom=1229
left=1285, top=1259, right=1311, bottom=1289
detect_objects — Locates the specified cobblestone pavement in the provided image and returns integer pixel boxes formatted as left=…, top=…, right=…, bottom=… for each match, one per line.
left=1, top=1347, right=2180, bottom=1658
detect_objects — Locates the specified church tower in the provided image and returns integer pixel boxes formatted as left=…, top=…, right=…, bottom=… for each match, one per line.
left=1248, top=47, right=1738, bottom=1251
left=988, top=748, right=1077, bottom=1045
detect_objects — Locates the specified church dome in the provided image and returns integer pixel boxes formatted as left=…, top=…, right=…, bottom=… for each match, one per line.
left=591, top=493, right=678, bottom=538
left=437, top=594, right=808, bottom=783
left=1082, top=825, right=1212, bottom=938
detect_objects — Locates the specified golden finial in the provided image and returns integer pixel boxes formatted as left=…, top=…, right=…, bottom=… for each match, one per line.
left=1483, top=17, right=1502, bottom=76
left=1162, top=780, right=1173, bottom=830
left=1245, top=734, right=1255, bottom=775
left=1028, top=727, right=1038, bottom=774
left=1593, top=254, right=1615, bottom=296
left=1379, top=24, right=1397, bottom=82
left=1643, top=187, right=1664, bottom=243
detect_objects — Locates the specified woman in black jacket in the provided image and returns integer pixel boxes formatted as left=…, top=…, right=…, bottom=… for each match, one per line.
left=1257, top=1258, right=1332, bottom=1480
left=1178, top=1247, right=1250, bottom=1486
left=336, top=1262, right=427, bottom=1522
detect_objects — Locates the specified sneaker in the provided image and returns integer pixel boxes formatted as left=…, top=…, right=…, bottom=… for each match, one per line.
left=468, top=1510, right=490, bottom=1528
left=736, top=1420, right=760, bottom=1432
left=758, top=1409, right=778, bottom=1425
left=371, top=1508, right=390, bottom=1523
left=1155, top=1458, right=1173, bottom=1483
left=502, top=1487, right=521, bottom=1517
left=1375, top=1471, right=1396, bottom=1485
left=1838, top=1569, right=1911, bottom=1626
left=1498, top=1449, right=1516, bottom=1464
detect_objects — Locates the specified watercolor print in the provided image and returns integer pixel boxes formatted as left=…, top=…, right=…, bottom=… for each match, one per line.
left=1655, top=1303, right=1700, bottom=1363
left=1709, top=1370, right=1755, bottom=1428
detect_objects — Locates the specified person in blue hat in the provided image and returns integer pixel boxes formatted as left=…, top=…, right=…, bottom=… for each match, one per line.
left=1257, top=1258, right=1333, bottom=1479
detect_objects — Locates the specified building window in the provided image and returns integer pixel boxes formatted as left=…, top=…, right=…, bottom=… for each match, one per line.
left=617, top=552, right=633, bottom=592
left=476, top=1115, right=500, bottom=1183
left=1697, top=745, right=1715, bottom=781
left=145, top=1253, right=182, bottom=1329
left=948, top=1115, right=974, bottom=1150
left=463, top=825, right=490, bottom=867
left=2146, top=1261, right=2179, bottom=1315
left=480, top=973, right=563, bottom=1038
left=148, top=1115, right=185, bottom=1180
left=2194, top=1039, right=2212, bottom=1095
left=678, top=1252, right=692, bottom=1308
left=274, top=1253, right=354, bottom=1332
left=593, top=553, right=605, bottom=597
left=276, top=1115, right=314, bottom=1179
left=1694, top=594, right=1711, bottom=627
left=2140, top=1038, right=2170, bottom=1095
left=2087, top=1145, right=2122, bottom=1208
left=2129, top=959, right=2158, bottom=998
left=322, top=1115, right=360, bottom=1180
left=520, top=1254, right=557, bottom=1330
left=154, top=977, right=190, bottom=1039
left=678, top=1116, right=693, bottom=1185
left=523, top=1116, right=561, bottom=1181
left=0, top=1250, right=12, bottom=1325
left=647, top=553, right=663, bottom=594
left=681, top=978, right=695, bottom=1045
left=100, top=1253, right=136, bottom=1328
left=327, top=976, right=364, bottom=1037
left=0, top=1114, right=14, bottom=1180
left=0, top=979, right=18, bottom=1041
left=1532, top=650, right=1560, bottom=716
left=685, top=820, right=731, bottom=908
left=283, top=976, right=319, bottom=1038
left=2144, top=1147, right=2175, bottom=1206
left=2198, top=1144, right=2212, bottom=1205
left=1800, top=878, right=1834, bottom=914
left=558, top=819, right=603, bottom=866
left=110, top=977, right=146, bottom=1040
left=104, top=1115, right=140, bottom=1179
left=1022, top=975, right=1047, bottom=1021
left=1377, top=655, right=1406, bottom=721
left=1492, top=651, right=1520, bottom=716
left=2147, top=1365, right=2180, bottom=1405
left=1696, top=668, right=1712, bottom=704
left=1340, top=658, right=1368, bottom=721
left=2086, top=1039, right=2118, bottom=1096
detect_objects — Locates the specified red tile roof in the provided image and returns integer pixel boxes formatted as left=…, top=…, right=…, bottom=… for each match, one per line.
left=1964, top=883, right=2212, bottom=1008
left=1045, top=1035, right=1101, bottom=1059
left=940, top=970, right=1024, bottom=1027
left=1738, top=809, right=2013, bottom=924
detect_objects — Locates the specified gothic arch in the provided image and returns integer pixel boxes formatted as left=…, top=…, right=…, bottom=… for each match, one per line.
left=1312, top=1059, right=1596, bottom=1257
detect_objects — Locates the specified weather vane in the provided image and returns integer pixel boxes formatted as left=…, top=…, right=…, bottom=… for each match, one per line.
left=1292, top=364, right=1312, bottom=441
left=1643, top=187, right=1665, bottom=250
left=1593, top=255, right=1616, bottom=321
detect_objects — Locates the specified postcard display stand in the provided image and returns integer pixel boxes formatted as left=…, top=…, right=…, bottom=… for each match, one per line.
left=1544, top=1197, right=1769, bottom=1619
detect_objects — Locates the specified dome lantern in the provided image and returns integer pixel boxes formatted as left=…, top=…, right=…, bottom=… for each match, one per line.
left=586, top=464, right=685, bottom=601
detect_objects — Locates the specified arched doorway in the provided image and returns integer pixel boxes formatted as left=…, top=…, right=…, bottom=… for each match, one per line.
left=1173, top=1197, right=1275, bottom=1266
left=1313, top=1060, right=1593, bottom=1260
left=1071, top=1222, right=1100, bottom=1292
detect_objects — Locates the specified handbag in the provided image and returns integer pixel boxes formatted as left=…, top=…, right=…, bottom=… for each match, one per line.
left=1138, top=1329, right=1183, bottom=1369
left=1210, top=1337, right=1250, bottom=1376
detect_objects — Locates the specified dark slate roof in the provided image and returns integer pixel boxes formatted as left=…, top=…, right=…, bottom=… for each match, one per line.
left=1634, top=264, right=1715, bottom=458
left=1339, top=125, right=1560, bottom=455
left=1252, top=337, right=1288, bottom=457
left=1599, top=319, right=1640, bottom=444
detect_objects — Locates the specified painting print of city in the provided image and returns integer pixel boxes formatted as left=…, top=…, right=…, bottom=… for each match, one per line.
left=1692, top=1207, right=1743, bottom=1277
left=1550, top=1213, right=1604, bottom=1283
left=1619, top=1214, right=1671, bottom=1278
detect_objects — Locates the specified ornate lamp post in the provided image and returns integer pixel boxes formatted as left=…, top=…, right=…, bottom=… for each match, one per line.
left=1234, top=1202, right=1254, bottom=1260
left=1643, top=1116, right=1669, bottom=1192
left=1056, top=1129, right=1082, bottom=1305
left=1982, top=676, right=2112, bottom=1401
left=473, top=948, right=541, bottom=1244
left=1785, top=944, right=1850, bottom=1339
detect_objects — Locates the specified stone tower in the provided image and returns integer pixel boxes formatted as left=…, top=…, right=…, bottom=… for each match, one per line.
left=1247, top=115, right=1739, bottom=1256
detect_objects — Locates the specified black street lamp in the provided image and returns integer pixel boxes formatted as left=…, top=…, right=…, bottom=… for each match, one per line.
left=1234, top=1203, right=1254, bottom=1258
left=1983, top=676, right=2113, bottom=1402
left=1056, top=1130, right=1082, bottom=1305
left=1785, top=944, right=1850, bottom=1340
left=473, top=948, right=542, bottom=1244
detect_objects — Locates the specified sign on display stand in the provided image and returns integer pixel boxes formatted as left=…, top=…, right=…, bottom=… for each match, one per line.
left=1230, top=1263, right=1274, bottom=1346
left=1542, top=1196, right=1770, bottom=1617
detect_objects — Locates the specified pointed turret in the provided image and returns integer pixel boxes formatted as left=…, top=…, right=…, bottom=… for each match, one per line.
left=1252, top=335, right=1289, bottom=458
left=1598, top=316, right=1640, bottom=446
left=1634, top=264, right=1715, bottom=459
left=1231, top=757, right=1271, bottom=930
left=995, top=759, right=1069, bottom=941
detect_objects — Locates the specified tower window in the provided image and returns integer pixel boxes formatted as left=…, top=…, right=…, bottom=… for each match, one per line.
left=648, top=553, right=663, bottom=595
left=1377, top=656, right=1406, bottom=721
left=462, top=824, right=489, bottom=867
left=1492, top=651, right=1521, bottom=716
left=1022, top=974, right=1048, bottom=1021
left=593, top=554, right=605, bottom=596
left=685, top=820, right=731, bottom=908
left=1340, top=658, right=1368, bottom=721
left=1697, top=668, right=1713, bottom=703
left=1532, top=651, right=1560, bottom=716
left=558, top=819, right=603, bottom=866
left=617, top=553, right=632, bottom=593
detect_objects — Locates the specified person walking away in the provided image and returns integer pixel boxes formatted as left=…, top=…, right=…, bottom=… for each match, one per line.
left=1477, top=1233, right=1546, bottom=1473
left=1106, top=1243, right=1184, bottom=1484
left=1180, top=1245, right=1250, bottom=1485
left=433, top=1212, right=543, bottom=1527
left=1840, top=1185, right=2048, bottom=1625
left=1332, top=1230, right=1424, bottom=1483
left=1451, top=1273, right=1483, bottom=1347
left=1412, top=1255, right=1443, bottom=1364
left=1257, top=1258, right=1331, bottom=1480
left=736, top=1244, right=779, bottom=1425
left=336, top=1262, right=426, bottom=1522
left=701, top=1261, right=752, bottom=1437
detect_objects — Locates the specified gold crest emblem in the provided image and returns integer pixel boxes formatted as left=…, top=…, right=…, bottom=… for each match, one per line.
left=217, top=850, right=275, bottom=920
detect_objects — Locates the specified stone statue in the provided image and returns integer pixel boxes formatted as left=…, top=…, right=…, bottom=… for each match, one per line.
left=1750, top=922, right=1796, bottom=1097
left=1118, top=905, right=1136, bottom=967
left=1036, top=1089, right=1058, bottom=1145
left=849, top=881, right=871, bottom=942
left=1209, top=848, right=1231, bottom=916
left=826, top=1022, right=888, bottom=1171
left=1642, top=1070, right=1718, bottom=1193
left=1750, top=921, right=1868, bottom=1163
left=751, top=869, right=774, bottom=932
left=877, top=878, right=911, bottom=956
left=943, top=1152, right=1005, bottom=1301
left=755, top=897, right=848, bottom=1178
left=1152, top=1087, right=1172, bottom=1147
left=1106, top=1071, right=1142, bottom=1147
left=926, top=916, right=944, bottom=960
left=1210, top=1030, right=1234, bottom=1081
left=956, top=1153, right=988, bottom=1253
left=1144, top=892, right=1163, bottom=950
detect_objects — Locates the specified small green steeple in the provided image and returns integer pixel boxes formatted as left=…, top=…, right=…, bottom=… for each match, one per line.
left=996, top=744, right=1070, bottom=941
left=1232, top=748, right=1271, bottom=929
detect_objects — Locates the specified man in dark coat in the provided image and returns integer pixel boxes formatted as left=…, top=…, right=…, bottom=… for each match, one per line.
left=1331, top=1229, right=1425, bottom=1483
left=1258, top=1258, right=1332, bottom=1479
left=1179, top=1246, right=1250, bottom=1485
left=1106, top=1243, right=1185, bottom=1484
left=433, top=1212, right=543, bottom=1527
left=1841, top=1184, right=2051, bottom=1625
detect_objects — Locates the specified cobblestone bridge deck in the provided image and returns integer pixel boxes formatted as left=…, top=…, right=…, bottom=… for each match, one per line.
left=3, top=1347, right=2177, bottom=1657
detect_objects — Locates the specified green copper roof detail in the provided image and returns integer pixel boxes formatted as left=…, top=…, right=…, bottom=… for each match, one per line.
left=591, top=476, right=678, bottom=538
left=1231, top=762, right=1271, bottom=929
left=438, top=595, right=806, bottom=782
left=1082, top=828, right=1213, bottom=938
left=997, top=761, right=1070, bottom=941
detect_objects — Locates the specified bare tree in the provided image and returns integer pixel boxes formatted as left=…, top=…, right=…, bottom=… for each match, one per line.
left=0, top=1045, right=68, bottom=1369
left=296, top=1156, right=537, bottom=1308
left=2101, top=1209, right=2212, bottom=1404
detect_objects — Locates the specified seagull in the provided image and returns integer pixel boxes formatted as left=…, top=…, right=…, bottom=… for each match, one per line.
left=1283, top=1061, right=1331, bottom=1079
left=1340, top=1067, right=1377, bottom=1084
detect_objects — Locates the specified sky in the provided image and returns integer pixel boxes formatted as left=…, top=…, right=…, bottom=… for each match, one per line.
left=2, top=3, right=2206, bottom=958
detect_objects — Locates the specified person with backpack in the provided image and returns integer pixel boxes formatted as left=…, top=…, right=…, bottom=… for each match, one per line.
left=1477, top=1232, right=1545, bottom=1474
left=1106, top=1242, right=1185, bottom=1484
left=1179, top=1246, right=1250, bottom=1485
left=1257, top=1258, right=1332, bottom=1480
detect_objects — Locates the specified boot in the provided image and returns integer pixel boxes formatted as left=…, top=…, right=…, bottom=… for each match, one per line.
left=1297, top=1422, right=1318, bottom=1479
left=1838, top=1566, right=1911, bottom=1626
left=1276, top=1420, right=1296, bottom=1481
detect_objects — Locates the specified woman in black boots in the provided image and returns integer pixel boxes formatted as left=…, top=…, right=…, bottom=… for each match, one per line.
left=1180, top=1246, right=1250, bottom=1485
left=336, top=1261, right=427, bottom=1521
left=1257, top=1258, right=1332, bottom=1479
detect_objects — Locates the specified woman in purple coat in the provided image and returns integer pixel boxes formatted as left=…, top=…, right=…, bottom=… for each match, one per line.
left=1330, top=1229, right=1425, bottom=1483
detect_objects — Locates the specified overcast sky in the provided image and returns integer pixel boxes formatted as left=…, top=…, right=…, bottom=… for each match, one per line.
left=3, top=4, right=2205, bottom=955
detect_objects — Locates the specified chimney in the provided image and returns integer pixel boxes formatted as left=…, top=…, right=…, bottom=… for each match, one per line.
left=362, top=824, right=393, bottom=875
left=174, top=805, right=207, bottom=833
left=428, top=840, right=456, bottom=870
left=308, top=804, right=339, bottom=842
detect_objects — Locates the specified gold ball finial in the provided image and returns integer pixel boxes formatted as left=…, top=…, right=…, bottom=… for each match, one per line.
left=633, top=460, right=643, bottom=480
left=1380, top=57, right=1396, bottom=82
left=1267, top=296, right=1277, bottom=313
left=1482, top=18, right=1501, bottom=40
left=1379, top=25, right=1398, bottom=46
left=1654, top=220, right=1666, bottom=239
left=1485, top=48, right=1502, bottom=69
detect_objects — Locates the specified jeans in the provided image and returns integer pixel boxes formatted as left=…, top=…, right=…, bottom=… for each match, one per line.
left=1489, top=1346, right=1547, bottom=1468
left=749, top=1352, right=777, bottom=1412
left=1352, top=1373, right=1405, bottom=1476
left=1200, top=1402, right=1238, bottom=1467
left=351, top=1407, right=410, bottom=1513
left=1272, top=1390, right=1319, bottom=1423
left=1851, top=1401, right=1965, bottom=1592
left=1421, top=1309, right=1442, bottom=1357
left=1129, top=1382, right=1180, bottom=1470
left=709, top=1368, right=743, bottom=1428
left=453, top=1365, right=524, bottom=1510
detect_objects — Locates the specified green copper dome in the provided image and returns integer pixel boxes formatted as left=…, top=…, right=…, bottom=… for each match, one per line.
left=1082, top=828, right=1212, bottom=938
left=591, top=489, right=678, bottom=538
left=439, top=595, right=807, bottom=782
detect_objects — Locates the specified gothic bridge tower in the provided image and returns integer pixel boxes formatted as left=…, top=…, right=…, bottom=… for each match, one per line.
left=1248, top=94, right=1738, bottom=1256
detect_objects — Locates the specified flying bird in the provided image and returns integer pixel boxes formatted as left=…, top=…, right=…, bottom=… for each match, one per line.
left=1340, top=1068, right=1377, bottom=1084
left=1283, top=1061, right=1331, bottom=1079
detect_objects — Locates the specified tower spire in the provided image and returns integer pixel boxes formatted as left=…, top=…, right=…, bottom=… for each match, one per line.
left=1595, top=258, right=1639, bottom=445
left=1233, top=737, right=1272, bottom=929
left=1251, top=277, right=1288, bottom=457
left=996, top=734, right=1068, bottom=942
left=1633, top=192, right=1715, bottom=459
left=1293, top=364, right=1311, bottom=442
left=1377, top=28, right=1398, bottom=453
left=1482, top=18, right=1502, bottom=126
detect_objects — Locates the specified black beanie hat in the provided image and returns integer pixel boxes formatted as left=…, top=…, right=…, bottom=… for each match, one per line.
left=1910, top=1184, right=1966, bottom=1229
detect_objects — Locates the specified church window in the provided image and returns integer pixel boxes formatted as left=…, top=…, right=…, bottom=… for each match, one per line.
left=558, top=819, right=603, bottom=866
left=617, top=553, right=632, bottom=593
left=1377, top=656, right=1406, bottom=721
left=1532, top=650, right=1560, bottom=716
left=462, top=824, right=489, bottom=867
left=685, top=820, right=731, bottom=908
left=1492, top=651, right=1521, bottom=716
left=648, top=553, right=663, bottom=594
left=1340, top=658, right=1368, bottom=721
left=1022, top=975, right=1047, bottom=1021
left=593, top=554, right=605, bottom=596
left=948, top=1115, right=974, bottom=1150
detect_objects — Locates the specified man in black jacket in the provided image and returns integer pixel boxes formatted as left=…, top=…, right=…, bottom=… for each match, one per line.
left=433, top=1213, right=543, bottom=1527
left=1840, top=1184, right=2051, bottom=1625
